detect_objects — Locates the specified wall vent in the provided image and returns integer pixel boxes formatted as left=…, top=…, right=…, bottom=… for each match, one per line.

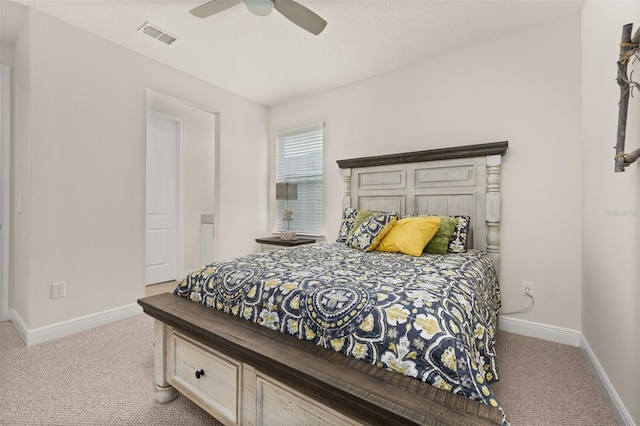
left=138, top=22, right=179, bottom=46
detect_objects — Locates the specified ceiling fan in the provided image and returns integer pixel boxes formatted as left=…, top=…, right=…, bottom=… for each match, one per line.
left=190, top=0, right=327, bottom=35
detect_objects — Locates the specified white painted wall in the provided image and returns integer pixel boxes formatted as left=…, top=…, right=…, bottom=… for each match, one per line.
left=582, top=2, right=640, bottom=423
left=271, top=16, right=583, bottom=331
left=11, top=9, right=31, bottom=326
left=146, top=90, right=216, bottom=274
left=10, top=9, right=269, bottom=330
left=0, top=65, right=10, bottom=322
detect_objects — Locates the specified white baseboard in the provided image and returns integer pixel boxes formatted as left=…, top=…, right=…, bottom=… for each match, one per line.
left=499, top=315, right=581, bottom=346
left=10, top=303, right=143, bottom=346
left=580, top=335, right=636, bottom=426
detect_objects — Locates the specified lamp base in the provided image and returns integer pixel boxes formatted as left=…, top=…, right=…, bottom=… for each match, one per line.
left=280, top=231, right=297, bottom=241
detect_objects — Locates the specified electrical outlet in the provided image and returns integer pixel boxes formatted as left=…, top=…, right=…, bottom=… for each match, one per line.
left=51, top=282, right=65, bottom=299
left=522, top=281, right=534, bottom=296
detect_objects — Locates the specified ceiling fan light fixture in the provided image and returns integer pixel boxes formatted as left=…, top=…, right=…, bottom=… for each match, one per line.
left=245, top=0, right=273, bottom=16
left=190, top=0, right=327, bottom=35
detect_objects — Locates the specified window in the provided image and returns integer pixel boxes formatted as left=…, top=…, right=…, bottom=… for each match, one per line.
left=275, top=124, right=323, bottom=236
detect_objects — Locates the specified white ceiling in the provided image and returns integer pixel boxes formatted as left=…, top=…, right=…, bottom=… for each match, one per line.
left=3, top=0, right=583, bottom=106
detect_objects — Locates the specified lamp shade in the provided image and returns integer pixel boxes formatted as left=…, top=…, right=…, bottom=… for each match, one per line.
left=276, top=182, right=297, bottom=201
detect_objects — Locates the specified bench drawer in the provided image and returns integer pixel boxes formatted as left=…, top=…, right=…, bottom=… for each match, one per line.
left=168, top=330, right=241, bottom=424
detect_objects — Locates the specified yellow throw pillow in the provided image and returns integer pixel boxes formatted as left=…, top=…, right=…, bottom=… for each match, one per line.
left=377, top=216, right=442, bottom=256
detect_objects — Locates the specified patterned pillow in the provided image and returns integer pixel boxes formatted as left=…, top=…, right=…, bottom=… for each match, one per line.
left=448, top=215, right=470, bottom=253
left=347, top=210, right=376, bottom=238
left=336, top=208, right=359, bottom=243
left=347, top=213, right=397, bottom=252
left=424, top=216, right=458, bottom=254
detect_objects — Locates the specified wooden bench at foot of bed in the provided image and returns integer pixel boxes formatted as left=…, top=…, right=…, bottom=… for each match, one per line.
left=138, top=293, right=502, bottom=426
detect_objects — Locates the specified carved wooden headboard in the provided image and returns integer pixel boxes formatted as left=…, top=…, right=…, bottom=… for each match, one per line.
left=337, top=141, right=508, bottom=273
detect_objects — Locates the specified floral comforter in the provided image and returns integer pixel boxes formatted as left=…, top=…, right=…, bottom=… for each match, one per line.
left=174, top=242, right=502, bottom=411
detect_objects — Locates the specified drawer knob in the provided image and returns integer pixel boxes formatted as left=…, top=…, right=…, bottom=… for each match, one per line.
left=195, top=369, right=205, bottom=379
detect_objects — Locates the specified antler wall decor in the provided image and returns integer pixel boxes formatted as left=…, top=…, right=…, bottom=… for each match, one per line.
left=615, top=23, right=640, bottom=172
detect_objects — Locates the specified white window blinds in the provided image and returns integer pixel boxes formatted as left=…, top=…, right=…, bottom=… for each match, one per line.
left=275, top=124, right=323, bottom=236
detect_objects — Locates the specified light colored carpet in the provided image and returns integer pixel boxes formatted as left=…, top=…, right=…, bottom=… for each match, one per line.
left=0, top=315, right=220, bottom=425
left=491, top=330, right=617, bottom=425
left=0, top=314, right=618, bottom=425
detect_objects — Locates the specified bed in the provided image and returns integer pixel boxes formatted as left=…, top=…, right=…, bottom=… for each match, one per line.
left=138, top=141, right=508, bottom=426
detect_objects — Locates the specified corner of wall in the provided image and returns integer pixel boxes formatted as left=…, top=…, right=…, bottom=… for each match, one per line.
left=10, top=8, right=32, bottom=328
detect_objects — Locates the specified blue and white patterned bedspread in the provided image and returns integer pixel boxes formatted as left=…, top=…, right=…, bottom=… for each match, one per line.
left=174, top=242, right=502, bottom=410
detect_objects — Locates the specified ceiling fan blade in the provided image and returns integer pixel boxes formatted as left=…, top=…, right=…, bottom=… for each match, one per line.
left=190, top=0, right=243, bottom=18
left=273, top=0, right=327, bottom=35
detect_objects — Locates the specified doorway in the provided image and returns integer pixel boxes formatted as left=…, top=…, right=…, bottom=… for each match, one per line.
left=145, top=110, right=182, bottom=285
left=145, top=90, right=217, bottom=286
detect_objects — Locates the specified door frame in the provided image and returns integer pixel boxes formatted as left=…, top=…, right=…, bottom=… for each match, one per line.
left=145, top=109, right=183, bottom=284
left=1, top=64, right=10, bottom=321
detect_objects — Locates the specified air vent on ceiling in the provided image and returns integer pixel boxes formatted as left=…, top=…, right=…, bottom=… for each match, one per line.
left=138, top=22, right=179, bottom=46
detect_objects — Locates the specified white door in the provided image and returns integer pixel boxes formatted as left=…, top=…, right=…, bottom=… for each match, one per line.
left=145, top=111, right=181, bottom=285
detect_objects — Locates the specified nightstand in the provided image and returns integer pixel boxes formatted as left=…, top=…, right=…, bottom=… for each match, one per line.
left=255, top=236, right=316, bottom=252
